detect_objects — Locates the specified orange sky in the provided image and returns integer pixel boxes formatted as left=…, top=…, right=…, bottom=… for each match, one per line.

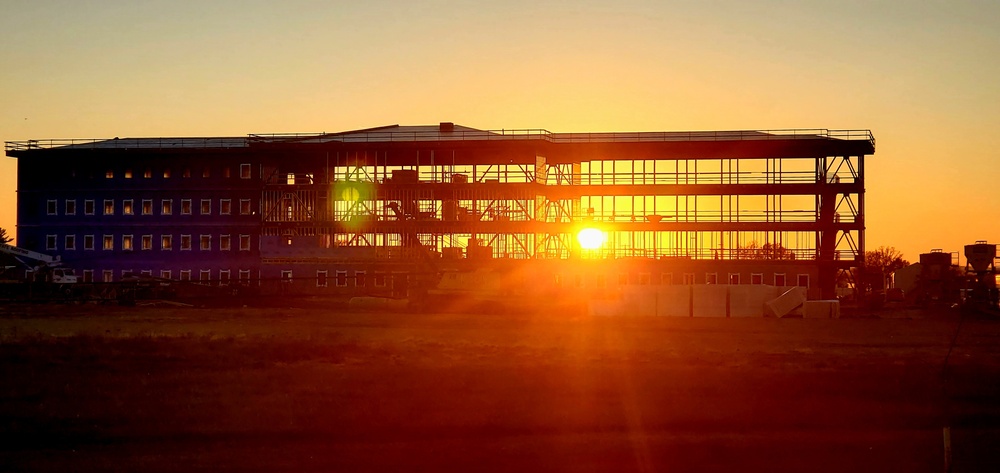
left=2, top=0, right=999, bottom=263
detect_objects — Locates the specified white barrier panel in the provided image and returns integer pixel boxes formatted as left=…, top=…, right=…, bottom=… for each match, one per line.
left=620, top=286, right=657, bottom=316
left=766, top=287, right=806, bottom=318
left=730, top=285, right=779, bottom=317
left=803, top=300, right=840, bottom=319
left=656, top=286, right=692, bottom=317
left=692, top=285, right=729, bottom=317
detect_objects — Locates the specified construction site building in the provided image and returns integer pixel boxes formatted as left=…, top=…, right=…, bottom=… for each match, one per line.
left=6, top=123, right=874, bottom=300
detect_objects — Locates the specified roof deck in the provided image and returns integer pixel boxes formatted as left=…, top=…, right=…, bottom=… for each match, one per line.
left=5, top=124, right=875, bottom=155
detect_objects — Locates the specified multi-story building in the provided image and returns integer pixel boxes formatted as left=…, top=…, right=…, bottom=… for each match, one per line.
left=6, top=123, right=874, bottom=300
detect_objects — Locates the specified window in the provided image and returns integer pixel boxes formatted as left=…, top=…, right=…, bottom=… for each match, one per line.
left=144, top=168, right=152, bottom=179
left=239, top=199, right=251, bottom=215
left=729, top=273, right=741, bottom=285
left=84, top=200, right=95, bottom=215
left=47, top=200, right=57, bottom=215
left=82, top=270, right=93, bottom=283
left=618, top=273, right=629, bottom=286
left=180, top=270, right=191, bottom=281
left=317, top=270, right=328, bottom=287
left=65, top=200, right=76, bottom=215
left=596, top=274, right=607, bottom=288
left=240, top=163, right=251, bottom=179
left=751, top=273, right=764, bottom=285
left=103, top=235, right=114, bottom=250
left=200, top=199, right=211, bottom=215
left=160, top=270, right=172, bottom=280
left=683, top=273, right=696, bottom=285
left=374, top=272, right=386, bottom=287
left=46, top=235, right=57, bottom=250
left=163, top=168, right=171, bottom=178
left=105, top=170, right=114, bottom=179
left=660, top=273, right=672, bottom=285
left=239, top=234, right=250, bottom=251
left=706, top=273, right=718, bottom=285
left=65, top=235, right=76, bottom=251
left=638, top=273, right=650, bottom=285
left=102, top=270, right=113, bottom=283
left=140, top=270, right=152, bottom=276
left=121, top=270, right=132, bottom=279
left=200, top=235, right=211, bottom=251
left=161, top=235, right=173, bottom=250
left=202, top=167, right=210, bottom=178
left=122, top=235, right=133, bottom=251
left=124, top=169, right=133, bottom=179
left=774, top=273, right=787, bottom=287
left=181, top=199, right=192, bottom=215
left=141, top=235, right=152, bottom=250
left=223, top=167, right=231, bottom=178
left=123, top=199, right=133, bottom=215
left=239, top=270, right=250, bottom=282
left=142, top=199, right=152, bottom=215
left=183, top=168, right=191, bottom=178
left=335, top=270, right=347, bottom=287
left=200, top=270, right=211, bottom=282
left=219, top=270, right=230, bottom=285
left=797, top=274, right=810, bottom=288
left=103, top=199, right=114, bottom=215
left=281, top=270, right=293, bottom=284
left=161, top=199, right=173, bottom=215
left=84, top=235, right=94, bottom=250
left=220, top=234, right=231, bottom=251
left=356, top=271, right=366, bottom=287
left=180, top=234, right=192, bottom=251
left=220, top=199, right=232, bottom=215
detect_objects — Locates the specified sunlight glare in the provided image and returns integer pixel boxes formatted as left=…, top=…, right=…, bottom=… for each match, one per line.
left=577, top=228, right=606, bottom=250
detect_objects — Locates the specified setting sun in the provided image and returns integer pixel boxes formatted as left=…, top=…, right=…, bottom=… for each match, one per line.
left=577, top=228, right=607, bottom=250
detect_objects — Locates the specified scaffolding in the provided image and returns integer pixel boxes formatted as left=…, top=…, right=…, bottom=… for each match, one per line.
left=252, top=125, right=873, bottom=299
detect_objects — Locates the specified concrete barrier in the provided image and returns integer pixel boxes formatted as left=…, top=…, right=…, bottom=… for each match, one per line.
left=692, top=285, right=729, bottom=317
left=803, top=300, right=840, bottom=318
left=730, top=285, right=779, bottom=317
left=766, top=287, right=806, bottom=318
left=656, top=285, right=692, bottom=317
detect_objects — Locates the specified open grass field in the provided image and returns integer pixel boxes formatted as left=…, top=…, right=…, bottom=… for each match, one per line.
left=1, top=304, right=999, bottom=472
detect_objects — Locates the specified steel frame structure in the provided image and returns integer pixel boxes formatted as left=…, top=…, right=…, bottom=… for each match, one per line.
left=251, top=125, right=873, bottom=298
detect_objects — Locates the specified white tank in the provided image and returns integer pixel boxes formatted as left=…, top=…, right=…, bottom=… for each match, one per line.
left=964, top=242, right=996, bottom=272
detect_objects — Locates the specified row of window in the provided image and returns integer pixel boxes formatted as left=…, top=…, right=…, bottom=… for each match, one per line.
left=78, top=269, right=388, bottom=287
left=46, top=198, right=255, bottom=217
left=82, top=269, right=256, bottom=283
left=46, top=234, right=252, bottom=252
left=73, top=268, right=810, bottom=288
left=96, top=163, right=252, bottom=180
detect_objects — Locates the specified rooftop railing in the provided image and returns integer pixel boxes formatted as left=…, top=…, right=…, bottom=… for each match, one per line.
left=4, top=137, right=247, bottom=152
left=7, top=128, right=874, bottom=152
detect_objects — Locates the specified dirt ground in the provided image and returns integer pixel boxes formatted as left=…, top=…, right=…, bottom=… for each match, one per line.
left=1, top=304, right=999, bottom=472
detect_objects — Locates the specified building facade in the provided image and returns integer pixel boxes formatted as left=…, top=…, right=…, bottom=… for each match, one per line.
left=7, top=123, right=874, bottom=299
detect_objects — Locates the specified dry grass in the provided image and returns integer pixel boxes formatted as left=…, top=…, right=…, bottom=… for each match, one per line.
left=0, top=306, right=999, bottom=472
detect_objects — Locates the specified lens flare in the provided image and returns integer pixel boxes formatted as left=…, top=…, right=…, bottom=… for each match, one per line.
left=577, top=228, right=606, bottom=250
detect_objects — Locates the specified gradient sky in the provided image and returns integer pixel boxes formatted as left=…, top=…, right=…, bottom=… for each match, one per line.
left=2, top=0, right=999, bottom=262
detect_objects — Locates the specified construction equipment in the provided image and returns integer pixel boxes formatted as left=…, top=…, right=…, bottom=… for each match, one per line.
left=962, top=241, right=999, bottom=314
left=0, top=243, right=78, bottom=298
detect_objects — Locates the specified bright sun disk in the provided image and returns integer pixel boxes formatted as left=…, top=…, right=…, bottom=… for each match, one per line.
left=577, top=228, right=606, bottom=250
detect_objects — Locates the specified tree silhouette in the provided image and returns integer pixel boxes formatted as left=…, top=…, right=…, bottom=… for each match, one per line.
left=0, top=227, right=10, bottom=245
left=864, top=246, right=909, bottom=291
left=734, top=241, right=796, bottom=260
